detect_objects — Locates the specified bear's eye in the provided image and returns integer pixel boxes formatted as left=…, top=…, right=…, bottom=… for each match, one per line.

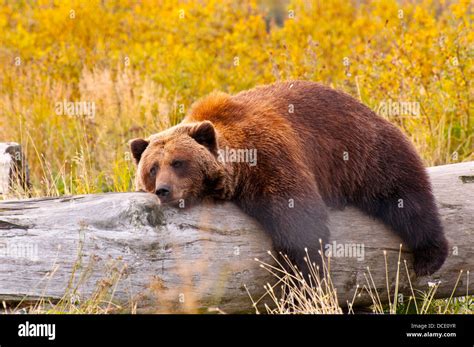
left=171, top=160, right=183, bottom=169
left=149, top=165, right=157, bottom=177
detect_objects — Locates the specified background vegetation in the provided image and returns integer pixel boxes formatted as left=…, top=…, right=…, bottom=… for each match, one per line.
left=0, top=0, right=472, bottom=197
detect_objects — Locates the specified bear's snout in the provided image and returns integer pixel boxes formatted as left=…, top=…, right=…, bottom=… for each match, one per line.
left=155, top=184, right=172, bottom=202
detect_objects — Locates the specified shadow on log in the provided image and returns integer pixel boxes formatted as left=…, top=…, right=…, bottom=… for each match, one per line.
left=0, top=162, right=473, bottom=313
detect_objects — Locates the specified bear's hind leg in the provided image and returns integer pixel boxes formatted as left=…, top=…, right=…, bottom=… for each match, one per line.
left=357, top=188, right=448, bottom=276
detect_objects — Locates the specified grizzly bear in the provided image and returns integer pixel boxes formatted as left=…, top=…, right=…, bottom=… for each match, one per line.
left=130, top=81, right=448, bottom=277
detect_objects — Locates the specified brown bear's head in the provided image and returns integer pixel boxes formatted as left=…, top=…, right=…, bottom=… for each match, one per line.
left=129, top=121, right=228, bottom=207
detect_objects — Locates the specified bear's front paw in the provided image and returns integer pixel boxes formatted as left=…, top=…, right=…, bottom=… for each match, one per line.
left=413, top=240, right=448, bottom=277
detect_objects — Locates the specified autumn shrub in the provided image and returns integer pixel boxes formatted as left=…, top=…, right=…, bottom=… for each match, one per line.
left=0, top=0, right=472, bottom=197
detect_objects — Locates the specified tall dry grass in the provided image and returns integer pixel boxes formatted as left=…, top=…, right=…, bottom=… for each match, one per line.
left=249, top=246, right=472, bottom=314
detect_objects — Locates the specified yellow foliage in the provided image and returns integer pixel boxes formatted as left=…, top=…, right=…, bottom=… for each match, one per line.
left=0, top=0, right=472, bottom=196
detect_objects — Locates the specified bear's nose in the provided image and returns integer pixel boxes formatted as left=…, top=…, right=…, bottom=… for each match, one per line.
left=155, top=185, right=171, bottom=199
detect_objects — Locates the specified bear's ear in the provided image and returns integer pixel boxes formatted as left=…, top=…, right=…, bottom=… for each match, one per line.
left=189, top=121, right=218, bottom=155
left=129, top=138, right=149, bottom=164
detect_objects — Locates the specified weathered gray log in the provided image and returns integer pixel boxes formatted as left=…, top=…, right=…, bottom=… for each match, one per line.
left=0, top=162, right=472, bottom=313
left=0, top=142, right=30, bottom=195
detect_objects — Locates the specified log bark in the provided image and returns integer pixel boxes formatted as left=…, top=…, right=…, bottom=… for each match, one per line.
left=0, top=162, right=472, bottom=313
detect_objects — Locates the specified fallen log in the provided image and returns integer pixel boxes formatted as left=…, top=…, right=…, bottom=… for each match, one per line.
left=0, top=162, right=472, bottom=313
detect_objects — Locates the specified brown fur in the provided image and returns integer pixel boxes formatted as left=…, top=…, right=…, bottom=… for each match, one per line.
left=130, top=81, right=448, bottom=277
